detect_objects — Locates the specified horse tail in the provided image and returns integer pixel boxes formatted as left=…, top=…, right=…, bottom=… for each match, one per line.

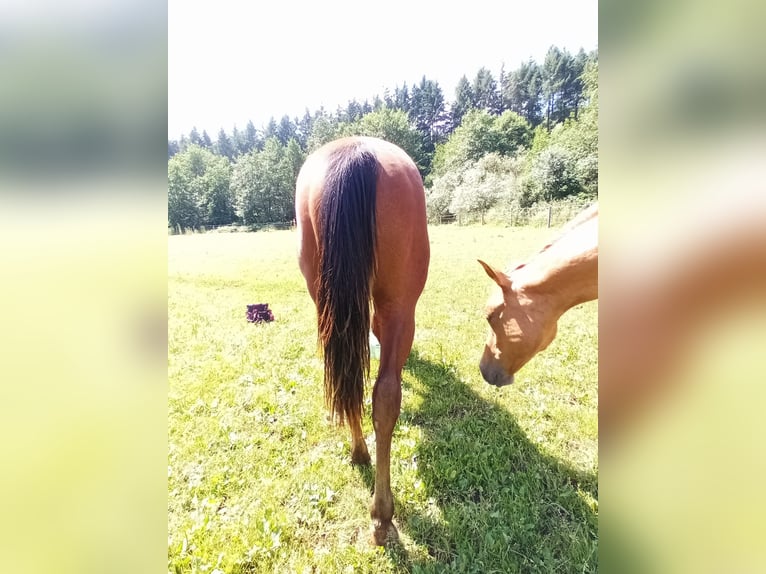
left=316, top=142, right=378, bottom=426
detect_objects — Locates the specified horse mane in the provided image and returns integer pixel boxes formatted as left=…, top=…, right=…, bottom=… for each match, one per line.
left=316, top=141, right=378, bottom=425
left=508, top=203, right=598, bottom=274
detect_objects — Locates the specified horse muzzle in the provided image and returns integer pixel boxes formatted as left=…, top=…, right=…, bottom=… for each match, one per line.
left=479, top=355, right=515, bottom=387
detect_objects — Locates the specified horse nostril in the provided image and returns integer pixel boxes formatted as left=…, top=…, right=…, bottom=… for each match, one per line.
left=479, top=360, right=514, bottom=387
left=497, top=371, right=515, bottom=387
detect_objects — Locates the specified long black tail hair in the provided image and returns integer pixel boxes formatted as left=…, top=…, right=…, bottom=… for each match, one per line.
left=316, top=141, right=378, bottom=425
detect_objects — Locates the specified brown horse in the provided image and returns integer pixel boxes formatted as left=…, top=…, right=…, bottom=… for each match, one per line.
left=478, top=203, right=598, bottom=386
left=295, top=136, right=430, bottom=545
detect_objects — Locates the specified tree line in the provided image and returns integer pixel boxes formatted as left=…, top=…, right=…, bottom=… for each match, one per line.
left=168, top=45, right=597, bottom=232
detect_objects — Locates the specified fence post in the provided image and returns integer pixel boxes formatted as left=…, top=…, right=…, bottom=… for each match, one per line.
left=547, top=205, right=552, bottom=228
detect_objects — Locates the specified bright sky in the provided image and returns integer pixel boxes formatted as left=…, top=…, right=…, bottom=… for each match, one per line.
left=168, top=0, right=597, bottom=140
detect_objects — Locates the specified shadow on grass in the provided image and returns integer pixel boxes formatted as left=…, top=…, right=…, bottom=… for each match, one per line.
left=372, top=350, right=599, bottom=573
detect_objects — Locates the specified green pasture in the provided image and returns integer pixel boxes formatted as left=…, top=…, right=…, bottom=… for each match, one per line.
left=168, top=224, right=598, bottom=573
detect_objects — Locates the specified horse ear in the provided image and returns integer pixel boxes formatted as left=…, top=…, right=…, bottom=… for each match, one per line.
left=478, top=259, right=512, bottom=289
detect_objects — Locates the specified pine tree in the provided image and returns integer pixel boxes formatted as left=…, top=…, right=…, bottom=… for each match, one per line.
left=542, top=46, right=576, bottom=129
left=244, top=120, right=260, bottom=153
left=451, top=76, right=475, bottom=127
left=472, top=68, right=502, bottom=114
left=409, top=76, right=449, bottom=153
left=383, top=87, right=394, bottom=109
left=345, top=100, right=362, bottom=123
left=276, top=115, right=296, bottom=146
left=498, top=63, right=508, bottom=112
left=215, top=128, right=235, bottom=160
left=393, top=83, right=410, bottom=113
left=201, top=130, right=213, bottom=150
left=189, top=127, right=202, bottom=146
left=263, top=117, right=278, bottom=141
left=231, top=125, right=247, bottom=156
left=503, top=59, right=543, bottom=126
left=168, top=140, right=180, bottom=159
left=295, top=110, right=313, bottom=150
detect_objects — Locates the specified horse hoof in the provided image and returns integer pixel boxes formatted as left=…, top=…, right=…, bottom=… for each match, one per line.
left=351, top=450, right=371, bottom=465
left=370, top=522, right=398, bottom=546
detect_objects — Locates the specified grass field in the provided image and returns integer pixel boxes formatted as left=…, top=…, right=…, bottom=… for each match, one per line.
left=168, top=224, right=598, bottom=573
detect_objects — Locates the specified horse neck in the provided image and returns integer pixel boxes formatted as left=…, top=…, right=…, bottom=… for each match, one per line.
left=510, top=221, right=598, bottom=319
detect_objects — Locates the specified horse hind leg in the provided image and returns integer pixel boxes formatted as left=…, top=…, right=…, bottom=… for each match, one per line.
left=348, top=308, right=384, bottom=466
left=348, top=312, right=377, bottom=465
left=369, top=309, right=415, bottom=545
left=349, top=411, right=371, bottom=465
left=369, top=370, right=401, bottom=545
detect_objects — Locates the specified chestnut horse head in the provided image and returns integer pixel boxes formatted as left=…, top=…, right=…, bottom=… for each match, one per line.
left=478, top=204, right=598, bottom=386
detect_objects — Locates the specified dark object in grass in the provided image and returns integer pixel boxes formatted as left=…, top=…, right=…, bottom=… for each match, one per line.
left=247, top=303, right=274, bottom=323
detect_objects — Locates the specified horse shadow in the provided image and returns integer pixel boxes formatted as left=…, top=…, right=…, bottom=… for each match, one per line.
left=358, top=351, right=598, bottom=573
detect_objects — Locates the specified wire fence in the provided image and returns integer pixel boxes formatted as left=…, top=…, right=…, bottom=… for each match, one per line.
left=168, top=220, right=296, bottom=235
left=435, top=197, right=595, bottom=228
left=170, top=199, right=596, bottom=235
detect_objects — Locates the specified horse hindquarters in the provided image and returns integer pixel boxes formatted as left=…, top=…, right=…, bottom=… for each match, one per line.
left=296, top=136, right=429, bottom=546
